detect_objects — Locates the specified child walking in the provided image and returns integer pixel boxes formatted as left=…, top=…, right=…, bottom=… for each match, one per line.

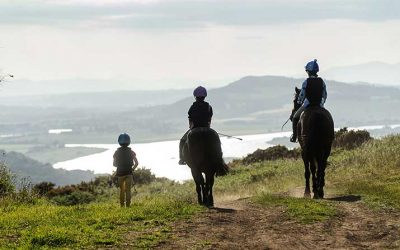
left=113, top=133, right=139, bottom=207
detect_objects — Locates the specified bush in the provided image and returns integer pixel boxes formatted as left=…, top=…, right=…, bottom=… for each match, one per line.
left=33, top=182, right=56, bottom=196
left=0, top=163, right=15, bottom=197
left=133, top=168, right=156, bottom=185
left=233, top=145, right=301, bottom=166
left=333, top=127, right=372, bottom=150
left=52, top=191, right=95, bottom=206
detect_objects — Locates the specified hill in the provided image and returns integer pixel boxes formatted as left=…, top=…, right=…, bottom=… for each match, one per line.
left=2, top=75, right=400, bottom=145
left=2, top=150, right=95, bottom=185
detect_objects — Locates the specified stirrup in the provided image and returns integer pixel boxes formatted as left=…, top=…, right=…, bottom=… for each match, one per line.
left=178, top=159, right=186, bottom=165
left=290, top=134, right=297, bottom=143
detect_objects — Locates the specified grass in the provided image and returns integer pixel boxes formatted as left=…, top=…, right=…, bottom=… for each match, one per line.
left=0, top=194, right=202, bottom=248
left=255, top=194, right=337, bottom=224
left=1, top=135, right=400, bottom=248
left=328, top=135, right=400, bottom=210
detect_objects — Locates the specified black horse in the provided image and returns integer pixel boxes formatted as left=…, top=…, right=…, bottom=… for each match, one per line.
left=183, top=127, right=229, bottom=207
left=292, top=88, right=334, bottom=199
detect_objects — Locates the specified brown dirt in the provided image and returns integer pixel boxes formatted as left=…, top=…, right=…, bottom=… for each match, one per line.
left=152, top=190, right=400, bottom=250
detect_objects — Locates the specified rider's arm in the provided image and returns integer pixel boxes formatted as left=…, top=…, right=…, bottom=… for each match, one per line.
left=297, top=80, right=307, bottom=105
left=321, top=80, right=327, bottom=105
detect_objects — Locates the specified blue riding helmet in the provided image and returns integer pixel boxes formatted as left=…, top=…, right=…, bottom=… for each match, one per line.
left=193, top=86, right=207, bottom=97
left=118, top=133, right=131, bottom=146
left=305, top=59, right=319, bottom=73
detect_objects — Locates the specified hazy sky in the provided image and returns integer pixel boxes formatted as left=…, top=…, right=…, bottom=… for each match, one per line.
left=0, top=0, right=399, bottom=89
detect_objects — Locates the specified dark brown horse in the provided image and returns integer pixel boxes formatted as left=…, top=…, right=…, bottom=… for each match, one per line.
left=183, top=127, right=229, bottom=207
left=292, top=88, right=334, bottom=199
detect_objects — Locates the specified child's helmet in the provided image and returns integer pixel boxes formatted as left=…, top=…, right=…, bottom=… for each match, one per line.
left=305, top=59, right=319, bottom=73
left=118, top=133, right=131, bottom=146
left=193, top=86, right=207, bottom=97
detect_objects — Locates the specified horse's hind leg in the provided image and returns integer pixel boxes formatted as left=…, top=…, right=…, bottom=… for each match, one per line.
left=316, top=156, right=327, bottom=199
left=303, top=158, right=311, bottom=198
left=310, top=159, right=318, bottom=199
left=191, top=169, right=204, bottom=205
left=205, top=173, right=214, bottom=207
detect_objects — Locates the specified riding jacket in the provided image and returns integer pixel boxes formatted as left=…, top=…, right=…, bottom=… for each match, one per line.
left=113, top=146, right=136, bottom=176
left=188, top=100, right=213, bottom=128
left=297, top=76, right=327, bottom=108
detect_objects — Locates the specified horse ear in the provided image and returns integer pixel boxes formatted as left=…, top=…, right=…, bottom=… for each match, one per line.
left=295, top=87, right=300, bottom=93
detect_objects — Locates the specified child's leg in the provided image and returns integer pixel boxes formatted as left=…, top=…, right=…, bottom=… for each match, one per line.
left=125, top=175, right=133, bottom=207
left=118, top=176, right=126, bottom=207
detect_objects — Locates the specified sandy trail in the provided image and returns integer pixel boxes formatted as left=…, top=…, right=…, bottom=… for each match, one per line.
left=153, top=189, right=400, bottom=249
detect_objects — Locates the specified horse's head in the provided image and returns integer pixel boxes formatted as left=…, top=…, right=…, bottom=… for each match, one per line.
left=293, top=87, right=301, bottom=111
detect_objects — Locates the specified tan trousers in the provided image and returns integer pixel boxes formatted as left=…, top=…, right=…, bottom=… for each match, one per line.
left=118, top=175, right=133, bottom=207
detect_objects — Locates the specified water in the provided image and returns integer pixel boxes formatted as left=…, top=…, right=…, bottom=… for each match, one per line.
left=53, top=131, right=291, bottom=181
left=48, top=129, right=73, bottom=134
left=53, top=125, right=400, bottom=181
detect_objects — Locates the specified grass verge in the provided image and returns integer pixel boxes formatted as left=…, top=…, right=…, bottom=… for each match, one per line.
left=0, top=194, right=202, bottom=248
left=255, top=194, right=337, bottom=224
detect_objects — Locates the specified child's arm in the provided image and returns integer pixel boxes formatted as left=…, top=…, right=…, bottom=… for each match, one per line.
left=112, top=152, right=117, bottom=167
left=132, top=151, right=139, bottom=171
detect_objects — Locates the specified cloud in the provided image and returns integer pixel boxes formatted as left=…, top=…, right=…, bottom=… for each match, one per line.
left=0, top=0, right=399, bottom=30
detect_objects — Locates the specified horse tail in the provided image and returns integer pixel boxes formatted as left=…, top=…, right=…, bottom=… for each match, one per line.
left=307, top=109, right=334, bottom=160
left=209, top=130, right=229, bottom=177
left=216, top=161, right=229, bottom=177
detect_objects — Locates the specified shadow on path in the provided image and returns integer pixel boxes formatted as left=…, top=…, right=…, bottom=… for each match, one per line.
left=209, top=207, right=236, bottom=213
left=327, top=195, right=361, bottom=202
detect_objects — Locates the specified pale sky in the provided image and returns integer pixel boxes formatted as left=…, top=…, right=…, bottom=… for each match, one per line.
left=0, top=0, right=399, bottom=90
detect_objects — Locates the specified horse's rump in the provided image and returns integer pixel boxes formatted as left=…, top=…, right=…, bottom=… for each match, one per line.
left=298, top=106, right=334, bottom=153
left=184, top=127, right=229, bottom=176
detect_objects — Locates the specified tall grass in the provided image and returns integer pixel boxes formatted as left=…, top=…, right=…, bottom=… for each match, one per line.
left=328, top=135, right=400, bottom=210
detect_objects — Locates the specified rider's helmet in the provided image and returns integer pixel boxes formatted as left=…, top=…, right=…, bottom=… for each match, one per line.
left=305, top=59, right=319, bottom=74
left=118, top=133, right=131, bottom=146
left=193, top=86, right=207, bottom=97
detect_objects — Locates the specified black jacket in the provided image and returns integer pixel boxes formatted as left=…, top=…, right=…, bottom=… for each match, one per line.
left=113, top=146, right=135, bottom=176
left=188, top=100, right=213, bottom=128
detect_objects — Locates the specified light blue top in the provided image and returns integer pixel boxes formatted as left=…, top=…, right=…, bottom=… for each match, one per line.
left=297, top=76, right=327, bottom=107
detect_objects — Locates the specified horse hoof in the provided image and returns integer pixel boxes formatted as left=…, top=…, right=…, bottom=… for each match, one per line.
left=313, top=194, right=320, bottom=199
left=304, top=192, right=311, bottom=198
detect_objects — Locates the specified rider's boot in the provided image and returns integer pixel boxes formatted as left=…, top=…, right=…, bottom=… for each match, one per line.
left=290, top=118, right=299, bottom=142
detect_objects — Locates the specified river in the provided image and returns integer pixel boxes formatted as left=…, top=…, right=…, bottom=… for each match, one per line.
left=53, top=125, right=400, bottom=181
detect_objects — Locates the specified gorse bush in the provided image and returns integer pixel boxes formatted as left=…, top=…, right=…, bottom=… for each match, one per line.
left=333, top=127, right=372, bottom=149
left=231, top=145, right=301, bottom=166
left=33, top=181, right=56, bottom=196
left=133, top=168, right=156, bottom=184
left=52, top=191, right=95, bottom=206
left=0, top=163, right=15, bottom=197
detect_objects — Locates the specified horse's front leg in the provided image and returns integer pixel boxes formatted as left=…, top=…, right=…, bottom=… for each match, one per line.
left=303, top=157, right=311, bottom=198
left=191, top=169, right=204, bottom=205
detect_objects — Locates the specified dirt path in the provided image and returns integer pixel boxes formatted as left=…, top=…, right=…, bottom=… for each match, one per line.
left=154, top=190, right=400, bottom=249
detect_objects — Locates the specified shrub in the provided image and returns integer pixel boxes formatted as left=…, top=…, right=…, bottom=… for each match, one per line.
left=133, top=168, right=156, bottom=185
left=33, top=182, right=56, bottom=196
left=233, top=145, right=301, bottom=166
left=52, top=191, right=95, bottom=206
left=0, top=163, right=15, bottom=197
left=333, top=127, right=372, bottom=150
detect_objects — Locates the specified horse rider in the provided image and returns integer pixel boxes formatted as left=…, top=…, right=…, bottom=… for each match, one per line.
left=178, top=86, right=213, bottom=165
left=290, top=59, right=327, bottom=142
